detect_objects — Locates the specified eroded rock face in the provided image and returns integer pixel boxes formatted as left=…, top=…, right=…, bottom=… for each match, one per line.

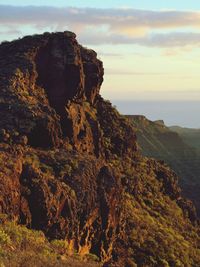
left=35, top=33, right=85, bottom=106
left=81, top=47, right=104, bottom=104
left=0, top=146, right=22, bottom=218
left=0, top=145, right=122, bottom=262
left=0, top=32, right=199, bottom=266
left=0, top=32, right=104, bottom=150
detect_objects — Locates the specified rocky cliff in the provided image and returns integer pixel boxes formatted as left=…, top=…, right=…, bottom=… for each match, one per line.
left=0, top=32, right=199, bottom=267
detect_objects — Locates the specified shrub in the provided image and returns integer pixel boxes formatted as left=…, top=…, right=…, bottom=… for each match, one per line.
left=51, top=239, right=69, bottom=254
left=0, top=229, right=11, bottom=246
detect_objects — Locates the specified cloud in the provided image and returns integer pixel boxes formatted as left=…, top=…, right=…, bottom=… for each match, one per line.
left=79, top=31, right=200, bottom=47
left=0, top=28, right=21, bottom=35
left=1, top=5, right=200, bottom=47
left=1, top=5, right=200, bottom=30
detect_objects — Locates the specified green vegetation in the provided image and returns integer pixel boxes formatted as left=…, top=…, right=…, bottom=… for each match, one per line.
left=0, top=217, right=100, bottom=267
left=24, top=149, right=79, bottom=179
left=121, top=157, right=200, bottom=267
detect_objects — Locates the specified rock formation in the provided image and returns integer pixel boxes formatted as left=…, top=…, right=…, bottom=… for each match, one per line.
left=0, top=32, right=199, bottom=266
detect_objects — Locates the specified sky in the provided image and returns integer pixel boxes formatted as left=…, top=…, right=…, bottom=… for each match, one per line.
left=0, top=0, right=200, bottom=126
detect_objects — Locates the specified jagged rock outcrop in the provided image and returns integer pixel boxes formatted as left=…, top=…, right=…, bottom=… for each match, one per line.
left=0, top=32, right=103, bottom=150
left=0, top=32, right=199, bottom=266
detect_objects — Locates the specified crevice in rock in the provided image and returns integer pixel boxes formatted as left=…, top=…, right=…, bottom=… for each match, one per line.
left=35, top=43, right=69, bottom=110
left=77, top=129, right=86, bottom=140
left=34, top=40, right=83, bottom=138
left=19, top=164, right=48, bottom=231
left=27, top=122, right=54, bottom=148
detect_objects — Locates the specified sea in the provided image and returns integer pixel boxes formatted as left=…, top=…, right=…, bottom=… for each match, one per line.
left=111, top=100, right=200, bottom=129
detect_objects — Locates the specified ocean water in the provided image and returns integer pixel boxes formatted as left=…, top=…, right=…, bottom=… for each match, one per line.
left=111, top=100, right=200, bottom=128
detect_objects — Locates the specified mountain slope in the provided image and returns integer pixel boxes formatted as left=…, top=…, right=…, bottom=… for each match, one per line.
left=170, top=126, right=200, bottom=152
left=127, top=115, right=200, bottom=216
left=0, top=32, right=199, bottom=267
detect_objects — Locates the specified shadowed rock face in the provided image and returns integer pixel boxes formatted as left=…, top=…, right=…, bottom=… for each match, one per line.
left=34, top=33, right=103, bottom=117
left=35, top=37, right=85, bottom=108
left=0, top=32, right=104, bottom=149
left=34, top=35, right=86, bottom=141
left=0, top=32, right=199, bottom=266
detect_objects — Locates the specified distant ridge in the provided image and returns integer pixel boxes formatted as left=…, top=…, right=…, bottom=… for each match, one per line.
left=170, top=126, right=200, bottom=151
left=127, top=115, right=200, bottom=215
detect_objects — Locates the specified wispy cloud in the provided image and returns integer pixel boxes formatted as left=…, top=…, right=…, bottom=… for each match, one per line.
left=1, top=5, right=200, bottom=47
left=1, top=6, right=200, bottom=29
left=79, top=31, right=200, bottom=47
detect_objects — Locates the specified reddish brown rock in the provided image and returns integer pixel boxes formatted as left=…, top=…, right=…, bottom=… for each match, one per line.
left=0, top=145, right=22, bottom=219
left=0, top=32, right=103, bottom=149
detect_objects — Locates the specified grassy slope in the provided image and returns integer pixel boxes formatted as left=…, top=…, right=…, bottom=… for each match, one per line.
left=0, top=215, right=100, bottom=267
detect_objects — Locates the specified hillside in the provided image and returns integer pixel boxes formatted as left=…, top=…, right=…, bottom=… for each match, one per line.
left=0, top=32, right=199, bottom=267
left=127, top=115, right=200, bottom=216
left=170, top=126, right=200, bottom=152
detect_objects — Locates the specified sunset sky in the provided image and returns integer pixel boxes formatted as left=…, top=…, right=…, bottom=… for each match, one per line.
left=0, top=0, right=200, bottom=126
